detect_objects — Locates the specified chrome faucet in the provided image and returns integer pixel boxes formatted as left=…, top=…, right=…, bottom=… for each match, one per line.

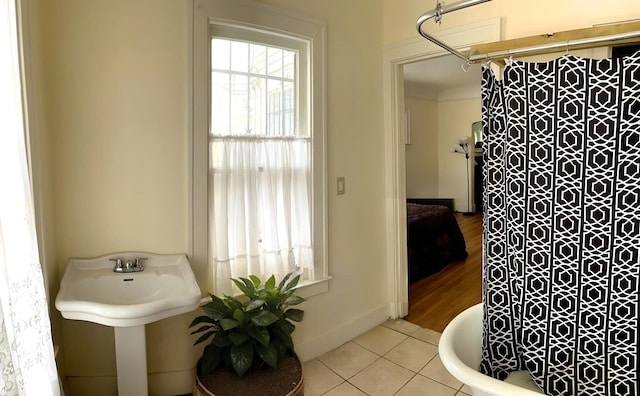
left=110, top=257, right=147, bottom=273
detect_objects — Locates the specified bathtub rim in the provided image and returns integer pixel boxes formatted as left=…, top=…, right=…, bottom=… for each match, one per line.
left=438, top=303, right=544, bottom=396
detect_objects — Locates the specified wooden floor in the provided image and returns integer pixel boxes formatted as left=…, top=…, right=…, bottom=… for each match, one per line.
left=405, top=212, right=483, bottom=332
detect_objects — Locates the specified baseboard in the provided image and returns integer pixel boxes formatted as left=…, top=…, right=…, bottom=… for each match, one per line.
left=295, top=303, right=390, bottom=361
left=148, top=369, right=195, bottom=395
left=65, top=369, right=195, bottom=396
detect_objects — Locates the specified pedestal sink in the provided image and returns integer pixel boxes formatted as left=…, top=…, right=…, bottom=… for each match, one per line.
left=55, top=252, right=202, bottom=396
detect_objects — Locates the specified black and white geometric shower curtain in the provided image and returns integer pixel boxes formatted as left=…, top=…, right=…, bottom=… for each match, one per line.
left=480, top=53, right=640, bottom=396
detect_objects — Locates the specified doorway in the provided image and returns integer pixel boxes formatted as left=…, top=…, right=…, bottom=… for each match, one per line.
left=382, top=18, right=500, bottom=322
left=402, top=55, right=483, bottom=331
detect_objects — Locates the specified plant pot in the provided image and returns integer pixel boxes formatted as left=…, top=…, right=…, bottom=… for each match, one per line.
left=194, top=354, right=304, bottom=396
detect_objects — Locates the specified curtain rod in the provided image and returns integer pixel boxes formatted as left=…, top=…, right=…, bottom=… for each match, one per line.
left=416, top=0, right=640, bottom=64
left=470, top=31, right=640, bottom=63
left=416, top=0, right=493, bottom=63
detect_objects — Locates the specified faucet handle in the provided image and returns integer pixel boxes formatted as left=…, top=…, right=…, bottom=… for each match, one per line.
left=134, top=257, right=148, bottom=267
left=109, top=258, right=123, bottom=267
left=109, top=258, right=123, bottom=272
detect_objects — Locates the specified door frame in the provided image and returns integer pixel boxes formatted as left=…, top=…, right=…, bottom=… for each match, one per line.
left=382, top=18, right=501, bottom=318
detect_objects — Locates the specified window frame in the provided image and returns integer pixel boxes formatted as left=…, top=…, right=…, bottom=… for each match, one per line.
left=191, top=0, right=328, bottom=297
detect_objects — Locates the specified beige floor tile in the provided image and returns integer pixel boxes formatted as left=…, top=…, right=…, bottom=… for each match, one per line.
left=322, top=382, right=368, bottom=396
left=412, top=327, right=441, bottom=346
left=460, top=384, right=473, bottom=394
left=456, top=388, right=472, bottom=396
left=395, top=375, right=459, bottom=396
left=382, top=319, right=420, bottom=335
left=349, top=358, right=414, bottom=396
left=383, top=337, right=438, bottom=372
left=302, top=359, right=344, bottom=396
left=353, top=325, right=407, bottom=355
left=318, top=341, right=379, bottom=379
left=419, top=354, right=463, bottom=390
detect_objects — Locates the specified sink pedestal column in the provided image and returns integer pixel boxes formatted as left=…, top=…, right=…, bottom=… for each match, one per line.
left=114, top=325, right=148, bottom=396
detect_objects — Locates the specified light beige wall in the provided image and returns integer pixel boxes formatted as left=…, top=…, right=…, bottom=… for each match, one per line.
left=404, top=96, right=439, bottom=198
left=437, top=98, right=481, bottom=212
left=31, top=0, right=386, bottom=394
left=26, top=0, right=62, bottom=349
left=384, top=0, right=640, bottom=46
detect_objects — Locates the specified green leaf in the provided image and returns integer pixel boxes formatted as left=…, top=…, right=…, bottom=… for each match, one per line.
left=193, top=330, right=216, bottom=346
left=269, top=322, right=293, bottom=349
left=265, top=275, right=276, bottom=290
left=220, top=318, right=240, bottom=331
left=233, top=277, right=256, bottom=298
left=244, top=299, right=265, bottom=312
left=229, top=332, right=250, bottom=345
left=189, top=315, right=217, bottom=328
left=284, top=308, right=304, bottom=322
left=278, top=273, right=292, bottom=290
left=247, top=326, right=270, bottom=347
left=256, top=343, right=279, bottom=368
left=200, top=344, right=222, bottom=376
left=269, top=320, right=295, bottom=350
left=249, top=275, right=261, bottom=287
left=190, top=325, right=215, bottom=335
left=283, top=295, right=305, bottom=306
left=202, top=294, right=230, bottom=320
left=230, top=343, right=254, bottom=376
left=233, top=308, right=245, bottom=322
left=271, top=338, right=287, bottom=360
left=212, top=332, right=232, bottom=347
left=275, top=318, right=295, bottom=335
left=251, top=310, right=280, bottom=326
left=283, top=274, right=300, bottom=292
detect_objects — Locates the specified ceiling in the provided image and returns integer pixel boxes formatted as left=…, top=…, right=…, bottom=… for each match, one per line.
left=403, top=54, right=482, bottom=95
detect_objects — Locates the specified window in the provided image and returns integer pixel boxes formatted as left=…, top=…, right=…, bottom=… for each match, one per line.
left=192, top=0, right=327, bottom=296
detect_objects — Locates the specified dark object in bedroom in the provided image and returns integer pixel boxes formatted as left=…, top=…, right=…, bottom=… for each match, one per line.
left=406, top=203, right=468, bottom=282
left=612, top=44, right=640, bottom=59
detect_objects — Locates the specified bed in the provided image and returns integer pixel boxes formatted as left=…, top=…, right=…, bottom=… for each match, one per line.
left=406, top=199, right=468, bottom=282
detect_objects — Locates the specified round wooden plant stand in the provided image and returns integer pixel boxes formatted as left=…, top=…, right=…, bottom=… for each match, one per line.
left=194, top=354, right=304, bottom=396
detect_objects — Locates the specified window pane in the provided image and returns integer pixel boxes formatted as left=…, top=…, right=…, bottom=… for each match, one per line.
left=230, top=74, right=249, bottom=135
left=250, top=44, right=267, bottom=75
left=249, top=76, right=266, bottom=135
left=211, top=39, right=230, bottom=70
left=230, top=41, right=248, bottom=73
left=283, top=82, right=294, bottom=136
left=267, top=47, right=282, bottom=78
left=283, top=50, right=295, bottom=80
left=267, top=79, right=282, bottom=136
left=211, top=72, right=230, bottom=135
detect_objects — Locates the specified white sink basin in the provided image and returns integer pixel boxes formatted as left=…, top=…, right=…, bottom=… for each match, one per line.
left=55, top=252, right=201, bottom=327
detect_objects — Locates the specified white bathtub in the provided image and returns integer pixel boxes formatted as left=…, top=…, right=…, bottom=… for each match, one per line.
left=438, top=303, right=544, bottom=396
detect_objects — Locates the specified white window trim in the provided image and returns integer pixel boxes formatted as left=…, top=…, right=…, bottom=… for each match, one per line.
left=190, top=0, right=329, bottom=297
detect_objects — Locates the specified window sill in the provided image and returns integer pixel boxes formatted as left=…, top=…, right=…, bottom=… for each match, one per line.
left=295, top=276, right=331, bottom=299
left=198, top=276, right=331, bottom=305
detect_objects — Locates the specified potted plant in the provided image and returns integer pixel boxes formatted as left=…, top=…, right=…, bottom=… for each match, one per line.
left=190, top=272, right=305, bottom=396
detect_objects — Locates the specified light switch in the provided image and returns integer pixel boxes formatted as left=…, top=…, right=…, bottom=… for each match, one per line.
left=337, top=177, right=345, bottom=195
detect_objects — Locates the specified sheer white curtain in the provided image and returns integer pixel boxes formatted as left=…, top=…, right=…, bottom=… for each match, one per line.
left=210, top=138, right=313, bottom=294
left=0, top=0, right=60, bottom=394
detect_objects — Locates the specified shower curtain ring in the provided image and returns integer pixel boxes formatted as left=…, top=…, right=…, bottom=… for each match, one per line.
left=434, top=1, right=443, bottom=25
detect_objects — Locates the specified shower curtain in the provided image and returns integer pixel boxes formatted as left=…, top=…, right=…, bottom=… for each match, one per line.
left=480, top=52, right=640, bottom=396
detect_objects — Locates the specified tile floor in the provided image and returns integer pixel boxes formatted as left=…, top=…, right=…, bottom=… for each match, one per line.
left=302, top=319, right=472, bottom=396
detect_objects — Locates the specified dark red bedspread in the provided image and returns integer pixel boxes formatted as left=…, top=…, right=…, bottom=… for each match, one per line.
left=407, top=203, right=468, bottom=282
